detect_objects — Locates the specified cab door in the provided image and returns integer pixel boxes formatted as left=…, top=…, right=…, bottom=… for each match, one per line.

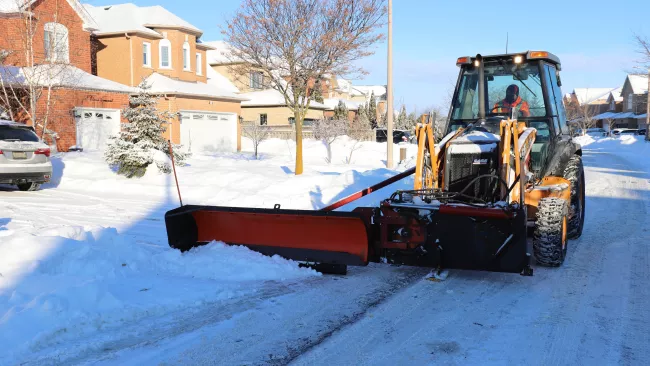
left=541, top=63, right=580, bottom=177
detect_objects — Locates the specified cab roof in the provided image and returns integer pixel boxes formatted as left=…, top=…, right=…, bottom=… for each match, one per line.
left=457, top=51, right=562, bottom=69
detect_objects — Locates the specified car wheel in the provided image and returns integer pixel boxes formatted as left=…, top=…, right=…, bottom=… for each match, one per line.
left=17, top=182, right=41, bottom=191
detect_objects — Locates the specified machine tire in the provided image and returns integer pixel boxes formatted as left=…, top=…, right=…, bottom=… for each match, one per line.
left=533, top=198, right=569, bottom=267
left=17, top=182, right=41, bottom=191
left=563, top=155, right=585, bottom=239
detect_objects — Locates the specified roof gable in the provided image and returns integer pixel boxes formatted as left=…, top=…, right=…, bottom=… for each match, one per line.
left=572, top=88, right=616, bottom=105
left=0, top=0, right=98, bottom=30
left=84, top=3, right=202, bottom=37
left=627, top=74, right=649, bottom=95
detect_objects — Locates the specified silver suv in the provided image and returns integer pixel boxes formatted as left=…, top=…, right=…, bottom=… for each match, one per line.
left=0, top=120, right=53, bottom=191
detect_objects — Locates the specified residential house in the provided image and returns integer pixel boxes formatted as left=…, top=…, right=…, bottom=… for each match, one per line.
left=328, top=78, right=387, bottom=120
left=85, top=3, right=248, bottom=153
left=617, top=74, right=648, bottom=129
left=205, top=40, right=328, bottom=126
left=205, top=40, right=387, bottom=126
left=0, top=0, right=135, bottom=152
left=586, top=75, right=649, bottom=130
left=564, top=87, right=618, bottom=131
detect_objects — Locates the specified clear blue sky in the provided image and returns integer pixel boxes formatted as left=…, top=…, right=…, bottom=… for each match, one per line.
left=87, top=0, right=649, bottom=113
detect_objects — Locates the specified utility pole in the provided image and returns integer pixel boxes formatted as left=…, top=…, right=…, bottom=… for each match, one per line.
left=386, top=0, right=394, bottom=168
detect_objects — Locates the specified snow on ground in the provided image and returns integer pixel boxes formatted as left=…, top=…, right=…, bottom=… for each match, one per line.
left=0, top=137, right=417, bottom=364
left=3, top=134, right=650, bottom=365
left=98, top=134, right=650, bottom=366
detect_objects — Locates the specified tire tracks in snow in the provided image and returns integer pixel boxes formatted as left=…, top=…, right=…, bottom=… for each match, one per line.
left=29, top=265, right=429, bottom=365
left=289, top=150, right=650, bottom=366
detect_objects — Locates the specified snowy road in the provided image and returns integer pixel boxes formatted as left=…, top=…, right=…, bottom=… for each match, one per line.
left=70, top=147, right=650, bottom=365
left=3, top=139, right=650, bottom=365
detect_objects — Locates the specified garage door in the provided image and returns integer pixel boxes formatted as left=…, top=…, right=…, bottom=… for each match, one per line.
left=179, top=111, right=237, bottom=153
left=74, top=108, right=121, bottom=151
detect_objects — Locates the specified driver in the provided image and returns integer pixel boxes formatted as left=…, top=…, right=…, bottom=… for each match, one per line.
left=492, top=84, right=530, bottom=118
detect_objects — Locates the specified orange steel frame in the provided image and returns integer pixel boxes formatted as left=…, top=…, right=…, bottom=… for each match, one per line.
left=414, top=118, right=571, bottom=212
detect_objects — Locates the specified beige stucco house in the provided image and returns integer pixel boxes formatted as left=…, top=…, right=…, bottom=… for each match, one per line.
left=85, top=4, right=247, bottom=152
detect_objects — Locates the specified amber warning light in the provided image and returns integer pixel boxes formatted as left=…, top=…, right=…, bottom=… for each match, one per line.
left=528, top=51, right=549, bottom=59
left=456, top=56, right=471, bottom=66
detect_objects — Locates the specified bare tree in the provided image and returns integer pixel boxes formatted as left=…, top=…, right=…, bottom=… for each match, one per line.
left=0, top=0, right=80, bottom=147
left=345, top=112, right=372, bottom=164
left=241, top=120, right=271, bottom=159
left=313, top=118, right=348, bottom=163
left=565, top=93, right=599, bottom=134
left=223, top=0, right=386, bottom=175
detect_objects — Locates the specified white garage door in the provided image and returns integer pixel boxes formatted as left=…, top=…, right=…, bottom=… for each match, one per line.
left=179, top=111, right=237, bottom=153
left=74, top=108, right=121, bottom=151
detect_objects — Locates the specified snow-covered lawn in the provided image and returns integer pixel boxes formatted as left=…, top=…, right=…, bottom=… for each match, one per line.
left=0, top=137, right=417, bottom=364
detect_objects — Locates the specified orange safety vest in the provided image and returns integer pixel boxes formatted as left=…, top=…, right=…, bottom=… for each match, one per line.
left=492, top=96, right=531, bottom=117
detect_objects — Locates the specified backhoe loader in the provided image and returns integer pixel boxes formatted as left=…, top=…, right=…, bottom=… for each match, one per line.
left=165, top=51, right=586, bottom=276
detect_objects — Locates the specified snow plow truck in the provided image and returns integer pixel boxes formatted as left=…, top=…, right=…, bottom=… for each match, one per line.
left=165, top=51, right=586, bottom=276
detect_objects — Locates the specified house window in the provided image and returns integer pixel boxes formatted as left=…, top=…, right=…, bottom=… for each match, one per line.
left=196, top=53, right=202, bottom=75
left=44, top=22, right=69, bottom=63
left=143, top=42, right=151, bottom=67
left=610, top=99, right=615, bottom=111
left=260, top=114, right=267, bottom=125
left=182, top=42, right=190, bottom=71
left=627, top=94, right=633, bottom=111
left=159, top=39, right=172, bottom=68
left=250, top=71, right=264, bottom=89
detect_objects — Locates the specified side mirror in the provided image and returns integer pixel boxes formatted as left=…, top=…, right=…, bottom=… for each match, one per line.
left=556, top=71, right=562, bottom=87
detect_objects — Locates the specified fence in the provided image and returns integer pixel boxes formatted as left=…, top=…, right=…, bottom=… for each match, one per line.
left=241, top=122, right=376, bottom=142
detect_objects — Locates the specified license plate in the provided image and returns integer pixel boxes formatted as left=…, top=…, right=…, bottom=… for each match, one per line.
left=12, top=151, right=27, bottom=159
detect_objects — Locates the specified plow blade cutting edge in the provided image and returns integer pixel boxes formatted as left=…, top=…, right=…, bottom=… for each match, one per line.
left=165, top=205, right=370, bottom=266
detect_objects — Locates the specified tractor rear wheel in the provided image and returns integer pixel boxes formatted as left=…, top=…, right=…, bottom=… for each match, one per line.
left=533, top=198, right=569, bottom=267
left=563, top=155, right=585, bottom=239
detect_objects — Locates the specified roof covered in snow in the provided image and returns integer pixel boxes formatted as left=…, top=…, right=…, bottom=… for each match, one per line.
left=204, top=41, right=242, bottom=65
left=353, top=85, right=387, bottom=99
left=84, top=3, right=202, bottom=37
left=0, top=0, right=98, bottom=30
left=608, top=87, right=624, bottom=102
left=323, top=98, right=362, bottom=111
left=240, top=89, right=326, bottom=109
left=335, top=78, right=353, bottom=93
left=0, top=64, right=135, bottom=93
left=572, top=88, right=617, bottom=105
left=627, top=74, right=649, bottom=95
left=144, top=72, right=247, bottom=101
left=206, top=66, right=239, bottom=94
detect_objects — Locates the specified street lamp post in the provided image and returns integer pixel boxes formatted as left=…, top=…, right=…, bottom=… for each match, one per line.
left=386, top=0, right=394, bottom=168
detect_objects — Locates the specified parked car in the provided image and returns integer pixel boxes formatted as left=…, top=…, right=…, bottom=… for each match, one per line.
left=609, top=128, right=638, bottom=137
left=0, top=120, right=53, bottom=191
left=375, top=128, right=414, bottom=144
left=585, top=128, right=608, bottom=137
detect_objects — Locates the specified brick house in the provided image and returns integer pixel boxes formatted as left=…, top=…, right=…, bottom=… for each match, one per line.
left=84, top=3, right=247, bottom=153
left=0, top=0, right=135, bottom=152
left=617, top=74, right=648, bottom=129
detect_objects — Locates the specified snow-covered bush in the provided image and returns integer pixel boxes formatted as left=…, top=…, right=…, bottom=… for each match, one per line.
left=104, top=81, right=187, bottom=178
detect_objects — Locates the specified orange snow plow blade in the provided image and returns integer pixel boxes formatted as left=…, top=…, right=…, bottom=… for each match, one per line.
left=165, top=205, right=370, bottom=266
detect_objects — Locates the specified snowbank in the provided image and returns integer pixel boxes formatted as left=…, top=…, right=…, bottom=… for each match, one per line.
left=0, top=137, right=418, bottom=363
left=0, top=226, right=319, bottom=362
left=574, top=135, right=650, bottom=171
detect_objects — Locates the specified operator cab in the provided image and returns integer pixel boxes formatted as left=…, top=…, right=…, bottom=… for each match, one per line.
left=447, top=51, right=568, bottom=176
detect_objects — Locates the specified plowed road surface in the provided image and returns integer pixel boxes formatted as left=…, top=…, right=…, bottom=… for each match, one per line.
left=5, top=146, right=650, bottom=366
